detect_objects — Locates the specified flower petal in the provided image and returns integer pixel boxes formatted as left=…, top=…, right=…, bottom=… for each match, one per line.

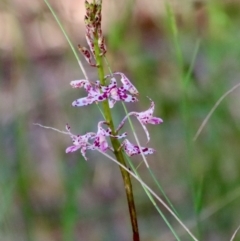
left=122, top=139, right=155, bottom=156
left=72, top=96, right=97, bottom=107
left=147, top=117, right=163, bottom=125
left=98, top=35, right=107, bottom=56
left=78, top=45, right=97, bottom=67
left=116, top=98, right=162, bottom=142
left=117, top=90, right=138, bottom=102
left=66, top=145, right=81, bottom=153
left=94, top=135, right=108, bottom=151
left=108, top=99, right=116, bottom=108
left=80, top=146, right=88, bottom=160
left=136, top=98, right=163, bottom=125
left=70, top=80, right=90, bottom=89
left=114, top=72, right=139, bottom=95
left=65, top=124, right=96, bottom=160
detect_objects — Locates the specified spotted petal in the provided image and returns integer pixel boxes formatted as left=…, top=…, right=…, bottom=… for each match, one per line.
left=99, top=77, right=138, bottom=108
left=105, top=72, right=139, bottom=95
left=70, top=79, right=94, bottom=93
left=93, top=121, right=127, bottom=151
left=66, top=145, right=82, bottom=153
left=136, top=97, right=163, bottom=125
left=116, top=97, right=163, bottom=142
left=72, top=85, right=107, bottom=107
left=78, top=45, right=97, bottom=67
left=114, top=72, right=139, bottom=95
left=94, top=135, right=108, bottom=151
left=70, top=79, right=89, bottom=88
left=117, top=89, right=138, bottom=103
left=122, top=139, right=155, bottom=156
left=72, top=95, right=97, bottom=107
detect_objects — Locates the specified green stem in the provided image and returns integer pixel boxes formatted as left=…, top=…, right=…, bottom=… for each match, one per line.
left=94, top=37, right=140, bottom=241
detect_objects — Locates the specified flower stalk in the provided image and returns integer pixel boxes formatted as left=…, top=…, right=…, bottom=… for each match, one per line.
left=93, top=10, right=140, bottom=241
left=77, top=1, right=140, bottom=240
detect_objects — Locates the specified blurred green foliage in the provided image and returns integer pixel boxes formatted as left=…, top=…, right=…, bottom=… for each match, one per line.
left=1, top=0, right=240, bottom=240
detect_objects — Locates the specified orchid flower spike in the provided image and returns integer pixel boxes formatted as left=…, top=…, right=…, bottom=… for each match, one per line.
left=121, top=139, right=155, bottom=157
left=116, top=97, right=163, bottom=142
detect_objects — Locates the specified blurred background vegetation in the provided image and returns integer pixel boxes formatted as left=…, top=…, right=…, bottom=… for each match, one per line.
left=1, top=0, right=240, bottom=240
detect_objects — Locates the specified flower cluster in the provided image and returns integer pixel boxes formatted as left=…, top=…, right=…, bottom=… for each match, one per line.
left=66, top=71, right=163, bottom=160
left=66, top=121, right=126, bottom=160
left=71, top=72, right=138, bottom=108
left=66, top=0, right=163, bottom=160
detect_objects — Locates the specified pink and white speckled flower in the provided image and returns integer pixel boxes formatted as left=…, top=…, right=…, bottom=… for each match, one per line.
left=93, top=121, right=127, bottom=151
left=100, top=75, right=138, bottom=108
left=121, top=139, right=155, bottom=157
left=65, top=124, right=96, bottom=160
left=70, top=79, right=104, bottom=107
left=116, top=97, right=163, bottom=142
left=70, top=72, right=138, bottom=108
left=65, top=121, right=127, bottom=160
left=105, top=72, right=139, bottom=95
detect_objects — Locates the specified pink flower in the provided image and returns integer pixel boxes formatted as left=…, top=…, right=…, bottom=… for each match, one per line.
left=116, top=97, right=163, bottom=142
left=65, top=122, right=127, bottom=160
left=70, top=72, right=139, bottom=108
left=100, top=75, right=138, bottom=108
left=65, top=124, right=96, bottom=160
left=93, top=121, right=127, bottom=151
left=121, top=139, right=155, bottom=156
left=71, top=79, right=104, bottom=107
left=105, top=72, right=138, bottom=95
